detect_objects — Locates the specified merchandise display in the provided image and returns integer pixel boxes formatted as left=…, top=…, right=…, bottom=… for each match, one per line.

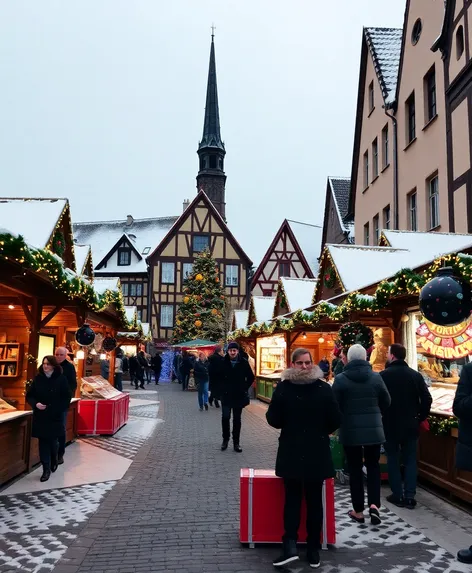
left=80, top=375, right=123, bottom=399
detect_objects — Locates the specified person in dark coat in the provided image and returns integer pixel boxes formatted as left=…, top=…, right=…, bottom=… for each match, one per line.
left=267, top=348, right=341, bottom=569
left=318, top=355, right=330, bottom=378
left=54, top=347, right=76, bottom=465
left=129, top=354, right=138, bottom=387
left=151, top=352, right=162, bottom=385
left=208, top=346, right=224, bottom=407
left=193, top=351, right=210, bottom=411
left=453, top=363, right=472, bottom=564
left=26, top=355, right=71, bottom=482
left=332, top=344, right=391, bottom=525
left=135, top=351, right=147, bottom=389
left=180, top=350, right=194, bottom=391
left=220, top=342, right=254, bottom=452
left=380, top=343, right=432, bottom=508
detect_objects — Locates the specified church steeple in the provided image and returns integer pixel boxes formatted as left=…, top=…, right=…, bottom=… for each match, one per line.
left=197, top=31, right=227, bottom=219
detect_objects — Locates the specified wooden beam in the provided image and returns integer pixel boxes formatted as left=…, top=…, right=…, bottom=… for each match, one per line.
left=19, top=296, right=34, bottom=327
left=26, top=299, right=43, bottom=380
left=39, top=306, right=63, bottom=329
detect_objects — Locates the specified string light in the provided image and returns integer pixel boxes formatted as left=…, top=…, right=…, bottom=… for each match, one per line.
left=76, top=350, right=85, bottom=359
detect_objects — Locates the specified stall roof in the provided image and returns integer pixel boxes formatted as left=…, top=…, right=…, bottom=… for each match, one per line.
left=287, top=220, right=323, bottom=275
left=233, top=310, right=249, bottom=329
left=0, top=198, right=68, bottom=249
left=279, top=277, right=317, bottom=313
left=380, top=230, right=472, bottom=253
left=74, top=244, right=92, bottom=275
left=250, top=296, right=277, bottom=324
left=124, top=306, right=137, bottom=324
left=93, top=277, right=121, bottom=295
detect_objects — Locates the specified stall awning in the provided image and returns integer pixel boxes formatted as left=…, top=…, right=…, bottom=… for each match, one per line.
left=171, top=339, right=217, bottom=349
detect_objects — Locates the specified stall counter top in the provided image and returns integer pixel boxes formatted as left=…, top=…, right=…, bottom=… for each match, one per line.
left=257, top=373, right=282, bottom=380
left=0, top=410, right=32, bottom=424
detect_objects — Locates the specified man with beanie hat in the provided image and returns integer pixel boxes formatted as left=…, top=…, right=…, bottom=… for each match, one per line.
left=220, top=342, right=254, bottom=452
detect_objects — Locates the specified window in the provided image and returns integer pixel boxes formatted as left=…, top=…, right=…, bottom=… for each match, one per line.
left=382, top=124, right=389, bottom=168
left=142, top=247, right=151, bottom=255
left=424, top=66, right=436, bottom=122
left=122, top=283, right=129, bottom=297
left=136, top=283, right=143, bottom=296
left=373, top=214, right=380, bottom=244
left=364, top=223, right=370, bottom=246
left=182, top=263, right=193, bottom=280
left=368, top=81, right=374, bottom=113
left=118, top=247, right=131, bottom=266
left=193, top=234, right=210, bottom=252
left=160, top=305, right=174, bottom=328
left=363, top=150, right=369, bottom=188
left=428, top=175, right=440, bottom=229
left=406, top=92, right=416, bottom=144
left=225, top=265, right=239, bottom=286
left=130, top=283, right=137, bottom=297
left=383, top=205, right=391, bottom=230
left=162, top=262, right=175, bottom=284
left=456, top=25, right=465, bottom=60
left=372, top=138, right=379, bottom=178
left=137, top=309, right=142, bottom=321
left=279, top=262, right=291, bottom=277
left=209, top=155, right=217, bottom=168
left=411, top=18, right=422, bottom=45
left=408, top=191, right=418, bottom=231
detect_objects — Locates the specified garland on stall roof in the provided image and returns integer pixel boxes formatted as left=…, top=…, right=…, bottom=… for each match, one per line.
left=336, top=321, right=374, bottom=351
left=323, top=266, right=336, bottom=289
left=0, top=232, right=133, bottom=328
left=52, top=229, right=66, bottom=258
left=228, top=254, right=472, bottom=340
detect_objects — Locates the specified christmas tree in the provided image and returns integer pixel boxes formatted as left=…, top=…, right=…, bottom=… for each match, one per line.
left=171, top=249, right=226, bottom=343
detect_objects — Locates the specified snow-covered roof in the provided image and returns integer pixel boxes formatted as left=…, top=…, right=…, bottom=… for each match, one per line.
left=233, top=309, right=249, bottom=329
left=280, top=277, right=317, bottom=313
left=124, top=306, right=137, bottom=323
left=365, top=27, right=402, bottom=106
left=93, top=277, right=121, bottom=295
left=287, top=220, right=323, bottom=276
left=0, top=198, right=68, bottom=249
left=381, top=230, right=472, bottom=253
left=251, top=296, right=276, bottom=323
left=73, top=215, right=178, bottom=274
left=328, top=177, right=353, bottom=235
left=74, top=244, right=92, bottom=275
left=141, top=322, right=151, bottom=337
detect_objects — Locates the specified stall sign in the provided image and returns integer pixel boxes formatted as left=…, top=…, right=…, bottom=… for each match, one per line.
left=416, top=316, right=472, bottom=359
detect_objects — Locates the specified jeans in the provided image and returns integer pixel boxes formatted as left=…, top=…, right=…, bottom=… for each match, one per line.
left=344, top=444, right=381, bottom=512
left=384, top=437, right=418, bottom=500
left=182, top=374, right=189, bottom=391
left=114, top=372, right=123, bottom=392
left=222, top=406, right=242, bottom=444
left=283, top=478, right=324, bottom=549
left=198, top=381, right=209, bottom=408
left=57, top=410, right=68, bottom=459
left=39, top=437, right=59, bottom=468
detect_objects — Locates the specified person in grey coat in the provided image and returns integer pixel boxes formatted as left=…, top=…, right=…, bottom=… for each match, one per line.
left=332, top=344, right=391, bottom=525
left=453, top=363, right=472, bottom=564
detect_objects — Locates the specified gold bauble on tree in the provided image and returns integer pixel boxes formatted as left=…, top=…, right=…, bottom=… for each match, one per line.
left=211, top=308, right=218, bottom=316
left=183, top=296, right=189, bottom=303
left=196, top=274, right=203, bottom=281
left=195, top=319, right=202, bottom=328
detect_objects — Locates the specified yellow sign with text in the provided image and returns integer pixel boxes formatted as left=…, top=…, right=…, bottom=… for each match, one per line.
left=416, top=316, right=472, bottom=359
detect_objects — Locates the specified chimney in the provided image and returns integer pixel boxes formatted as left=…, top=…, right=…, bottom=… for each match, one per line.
left=126, top=215, right=134, bottom=226
left=183, top=199, right=190, bottom=212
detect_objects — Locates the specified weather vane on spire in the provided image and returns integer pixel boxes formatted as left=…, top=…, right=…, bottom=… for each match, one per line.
left=211, top=23, right=216, bottom=40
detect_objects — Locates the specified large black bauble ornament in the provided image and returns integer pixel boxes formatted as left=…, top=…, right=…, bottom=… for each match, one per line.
left=102, top=336, right=117, bottom=352
left=419, top=267, right=472, bottom=326
left=75, top=324, right=96, bottom=346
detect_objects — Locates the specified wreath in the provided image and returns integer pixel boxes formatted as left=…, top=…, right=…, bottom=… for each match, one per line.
left=52, top=229, right=66, bottom=258
left=323, top=266, right=336, bottom=289
left=335, top=321, right=374, bottom=352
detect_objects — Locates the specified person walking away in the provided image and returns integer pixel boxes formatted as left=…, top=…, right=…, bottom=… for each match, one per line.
left=194, top=352, right=210, bottom=411
left=114, top=350, right=124, bottom=392
left=453, top=362, right=472, bottom=564
left=26, top=356, right=71, bottom=482
left=129, top=354, right=138, bottom=388
left=181, top=350, right=192, bottom=391
left=380, top=343, right=432, bottom=508
left=267, top=348, right=341, bottom=568
left=318, top=355, right=330, bottom=379
left=145, top=353, right=153, bottom=384
left=332, top=344, right=391, bottom=525
left=208, top=345, right=224, bottom=407
left=151, top=352, right=162, bottom=385
left=54, top=346, right=76, bottom=465
left=220, top=342, right=254, bottom=453
left=136, top=351, right=147, bottom=389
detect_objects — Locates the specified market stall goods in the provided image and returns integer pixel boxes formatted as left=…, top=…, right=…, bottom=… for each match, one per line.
left=80, top=375, right=123, bottom=399
left=0, top=397, right=16, bottom=413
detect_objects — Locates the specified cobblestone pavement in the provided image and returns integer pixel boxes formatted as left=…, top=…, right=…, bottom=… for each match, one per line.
left=47, top=383, right=470, bottom=573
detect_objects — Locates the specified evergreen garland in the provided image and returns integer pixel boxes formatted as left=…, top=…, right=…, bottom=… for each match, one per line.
left=323, top=266, right=336, bottom=289
left=336, top=321, right=374, bottom=351
left=52, top=229, right=66, bottom=258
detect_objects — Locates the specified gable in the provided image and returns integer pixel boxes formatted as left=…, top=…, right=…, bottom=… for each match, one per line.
left=95, top=234, right=143, bottom=273
left=314, top=248, right=345, bottom=303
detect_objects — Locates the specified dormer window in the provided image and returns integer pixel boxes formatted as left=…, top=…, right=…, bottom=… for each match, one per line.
left=142, top=247, right=151, bottom=255
left=118, top=247, right=131, bottom=266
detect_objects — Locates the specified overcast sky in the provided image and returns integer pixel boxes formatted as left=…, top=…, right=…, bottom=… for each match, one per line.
left=0, top=1, right=405, bottom=265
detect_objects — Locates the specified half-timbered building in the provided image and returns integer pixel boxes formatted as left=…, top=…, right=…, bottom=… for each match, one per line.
left=251, top=219, right=322, bottom=297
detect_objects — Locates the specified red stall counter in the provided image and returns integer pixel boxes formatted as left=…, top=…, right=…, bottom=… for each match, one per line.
left=240, top=469, right=335, bottom=549
left=77, top=393, right=129, bottom=436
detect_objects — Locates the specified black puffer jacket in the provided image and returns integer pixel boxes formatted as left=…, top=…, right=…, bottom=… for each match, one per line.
left=267, top=366, right=341, bottom=480
left=453, top=363, right=472, bottom=471
left=332, top=359, right=391, bottom=446
left=208, top=351, right=225, bottom=399
left=220, top=354, right=254, bottom=408
left=193, top=359, right=209, bottom=384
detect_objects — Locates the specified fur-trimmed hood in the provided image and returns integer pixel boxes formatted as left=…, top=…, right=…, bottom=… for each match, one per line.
left=281, top=365, right=325, bottom=384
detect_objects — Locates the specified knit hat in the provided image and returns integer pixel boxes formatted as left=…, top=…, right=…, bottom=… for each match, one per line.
left=227, top=342, right=240, bottom=350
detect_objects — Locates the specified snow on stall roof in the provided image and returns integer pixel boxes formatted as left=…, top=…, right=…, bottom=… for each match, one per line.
left=74, top=244, right=91, bottom=275
left=93, top=277, right=120, bottom=295
left=252, top=296, right=276, bottom=323
left=124, top=306, right=137, bottom=323
left=233, top=310, right=249, bottom=329
left=73, top=215, right=178, bottom=274
left=280, top=277, right=317, bottom=313
left=381, top=230, right=472, bottom=255
left=365, top=27, right=402, bottom=105
left=0, top=198, right=68, bottom=248
left=287, top=220, right=323, bottom=276
left=141, top=323, right=151, bottom=336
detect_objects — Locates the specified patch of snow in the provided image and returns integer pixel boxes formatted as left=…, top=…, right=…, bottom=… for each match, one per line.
left=124, top=306, right=137, bottom=323
left=74, top=245, right=91, bottom=275
left=287, top=220, right=323, bottom=276
left=93, top=277, right=120, bottom=296
left=233, top=309, right=249, bottom=329
left=251, top=296, right=276, bottom=323
left=280, top=277, right=317, bottom=312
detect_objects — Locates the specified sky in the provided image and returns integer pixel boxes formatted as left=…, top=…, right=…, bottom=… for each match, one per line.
left=0, top=1, right=406, bottom=265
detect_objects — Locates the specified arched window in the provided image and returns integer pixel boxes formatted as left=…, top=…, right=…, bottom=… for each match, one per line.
left=411, top=19, right=422, bottom=45
left=456, top=25, right=465, bottom=60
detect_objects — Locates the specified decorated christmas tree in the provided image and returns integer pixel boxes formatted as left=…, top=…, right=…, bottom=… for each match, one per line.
left=171, top=249, right=226, bottom=343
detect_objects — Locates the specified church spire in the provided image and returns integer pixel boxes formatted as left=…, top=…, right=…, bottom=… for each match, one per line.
left=197, top=30, right=227, bottom=219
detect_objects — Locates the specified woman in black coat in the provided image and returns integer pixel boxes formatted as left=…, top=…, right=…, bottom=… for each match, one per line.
left=26, top=355, right=71, bottom=482
left=266, top=348, right=341, bottom=569
left=208, top=346, right=225, bottom=407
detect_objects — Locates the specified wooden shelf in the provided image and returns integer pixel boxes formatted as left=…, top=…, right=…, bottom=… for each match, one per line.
left=0, top=343, right=22, bottom=378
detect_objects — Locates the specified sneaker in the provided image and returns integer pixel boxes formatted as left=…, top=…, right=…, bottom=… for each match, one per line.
left=404, top=498, right=417, bottom=509
left=234, top=444, right=242, bottom=453
left=386, top=494, right=405, bottom=508
left=204, top=403, right=209, bottom=411
left=273, top=541, right=299, bottom=567
left=221, top=440, right=229, bottom=451
left=307, top=548, right=320, bottom=568
left=457, top=546, right=472, bottom=564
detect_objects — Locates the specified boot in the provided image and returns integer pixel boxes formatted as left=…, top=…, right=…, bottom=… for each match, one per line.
left=458, top=546, right=472, bottom=564
left=215, top=400, right=220, bottom=408
left=40, top=465, right=51, bottom=482
left=51, top=458, right=58, bottom=473
left=221, top=440, right=229, bottom=451
left=234, top=443, right=242, bottom=453
left=273, top=540, right=299, bottom=567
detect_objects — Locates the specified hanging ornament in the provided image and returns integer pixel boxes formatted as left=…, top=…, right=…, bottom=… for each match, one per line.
left=183, top=296, right=190, bottom=304
left=419, top=267, right=472, bottom=326
left=75, top=324, right=96, bottom=346
left=211, top=308, right=218, bottom=315
left=102, top=336, right=117, bottom=352
left=215, top=277, right=220, bottom=283
left=195, top=319, right=202, bottom=328
left=196, top=274, right=203, bottom=281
